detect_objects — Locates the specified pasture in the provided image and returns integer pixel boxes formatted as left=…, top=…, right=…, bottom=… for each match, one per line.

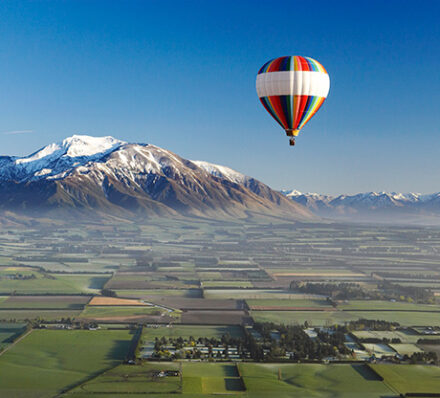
left=0, top=295, right=90, bottom=309
left=80, top=305, right=167, bottom=319
left=247, top=298, right=333, bottom=310
left=0, top=322, right=27, bottom=351
left=339, top=300, right=440, bottom=311
left=239, top=363, right=392, bottom=397
left=0, top=270, right=110, bottom=294
left=252, top=310, right=440, bottom=326
left=72, top=362, right=181, bottom=394
left=0, top=329, right=134, bottom=397
left=182, top=362, right=244, bottom=394
left=0, top=309, right=82, bottom=321
left=115, top=288, right=202, bottom=298
left=204, top=289, right=321, bottom=300
left=371, top=364, right=440, bottom=394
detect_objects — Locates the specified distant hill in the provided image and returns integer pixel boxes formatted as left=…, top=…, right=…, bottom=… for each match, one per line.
left=0, top=135, right=314, bottom=222
left=282, top=190, right=440, bottom=225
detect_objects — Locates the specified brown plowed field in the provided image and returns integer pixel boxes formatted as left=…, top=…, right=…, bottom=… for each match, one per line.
left=89, top=297, right=149, bottom=306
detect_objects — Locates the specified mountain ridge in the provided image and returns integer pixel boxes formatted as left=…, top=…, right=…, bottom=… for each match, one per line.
left=0, top=135, right=314, bottom=222
left=282, top=189, right=440, bottom=224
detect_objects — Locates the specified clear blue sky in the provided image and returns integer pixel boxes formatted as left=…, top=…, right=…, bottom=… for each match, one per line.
left=0, top=0, right=438, bottom=195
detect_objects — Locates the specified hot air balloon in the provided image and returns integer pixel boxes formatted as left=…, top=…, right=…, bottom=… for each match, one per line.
left=256, top=55, right=330, bottom=146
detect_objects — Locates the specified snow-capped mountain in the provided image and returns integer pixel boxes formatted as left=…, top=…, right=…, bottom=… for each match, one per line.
left=282, top=189, right=440, bottom=224
left=0, top=135, right=125, bottom=182
left=0, top=135, right=313, bottom=221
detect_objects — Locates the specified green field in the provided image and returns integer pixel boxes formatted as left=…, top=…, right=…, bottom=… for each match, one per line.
left=251, top=310, right=440, bottom=326
left=80, top=306, right=166, bottom=318
left=0, top=322, right=27, bottom=351
left=0, top=309, right=82, bottom=321
left=72, top=362, right=181, bottom=394
left=204, top=289, right=318, bottom=300
left=0, top=271, right=110, bottom=294
left=202, top=281, right=253, bottom=288
left=240, top=363, right=392, bottom=397
left=371, top=364, right=440, bottom=394
left=0, top=329, right=134, bottom=397
left=182, top=362, right=244, bottom=394
left=0, top=295, right=90, bottom=309
left=115, top=289, right=202, bottom=298
left=339, top=300, right=440, bottom=311
left=247, top=298, right=332, bottom=308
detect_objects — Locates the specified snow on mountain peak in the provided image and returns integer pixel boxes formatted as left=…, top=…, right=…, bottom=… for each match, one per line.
left=16, top=135, right=125, bottom=165
left=1, top=135, right=126, bottom=182
left=192, top=160, right=248, bottom=184
left=61, top=135, right=125, bottom=157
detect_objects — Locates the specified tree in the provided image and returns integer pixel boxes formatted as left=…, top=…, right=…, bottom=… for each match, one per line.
left=101, top=288, right=117, bottom=297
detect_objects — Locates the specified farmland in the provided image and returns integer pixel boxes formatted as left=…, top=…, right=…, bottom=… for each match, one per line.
left=0, top=329, right=134, bottom=397
left=240, top=363, right=393, bottom=398
left=0, top=219, right=439, bottom=394
left=371, top=364, right=440, bottom=394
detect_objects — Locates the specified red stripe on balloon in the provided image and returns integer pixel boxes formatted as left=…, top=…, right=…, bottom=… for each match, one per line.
left=267, top=57, right=283, bottom=72
left=267, top=96, right=288, bottom=129
left=298, top=56, right=310, bottom=72
left=294, top=95, right=310, bottom=129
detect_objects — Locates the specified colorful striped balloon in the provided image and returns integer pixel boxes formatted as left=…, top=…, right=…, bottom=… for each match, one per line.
left=256, top=55, right=330, bottom=144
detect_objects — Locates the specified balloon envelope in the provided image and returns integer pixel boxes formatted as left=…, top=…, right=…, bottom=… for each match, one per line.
left=256, top=55, right=330, bottom=138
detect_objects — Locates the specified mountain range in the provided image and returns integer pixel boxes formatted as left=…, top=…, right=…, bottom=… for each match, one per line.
left=282, top=190, right=440, bottom=224
left=0, top=135, right=313, bottom=222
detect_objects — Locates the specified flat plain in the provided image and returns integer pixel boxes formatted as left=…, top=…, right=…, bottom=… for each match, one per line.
left=0, top=219, right=439, bottom=396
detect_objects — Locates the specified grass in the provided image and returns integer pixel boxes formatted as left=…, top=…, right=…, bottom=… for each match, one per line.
left=0, top=329, right=134, bottom=397
left=339, top=300, right=440, bottom=311
left=251, top=310, right=440, bottom=326
left=0, top=322, right=27, bottom=350
left=0, top=309, right=82, bottom=321
left=182, top=362, right=244, bottom=394
left=0, top=295, right=90, bottom=309
left=240, top=363, right=393, bottom=397
left=80, top=306, right=164, bottom=318
left=371, top=364, right=440, bottom=394
left=352, top=330, right=427, bottom=344
left=202, top=281, right=253, bottom=288
left=0, top=271, right=110, bottom=294
left=204, top=289, right=316, bottom=300
left=73, top=362, right=181, bottom=394
left=247, top=298, right=332, bottom=309
left=115, top=289, right=202, bottom=298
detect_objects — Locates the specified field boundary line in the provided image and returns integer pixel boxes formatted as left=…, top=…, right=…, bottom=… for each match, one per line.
left=0, top=328, right=33, bottom=357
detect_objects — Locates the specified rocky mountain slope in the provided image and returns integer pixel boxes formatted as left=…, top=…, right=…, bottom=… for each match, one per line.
left=0, top=135, right=314, bottom=221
